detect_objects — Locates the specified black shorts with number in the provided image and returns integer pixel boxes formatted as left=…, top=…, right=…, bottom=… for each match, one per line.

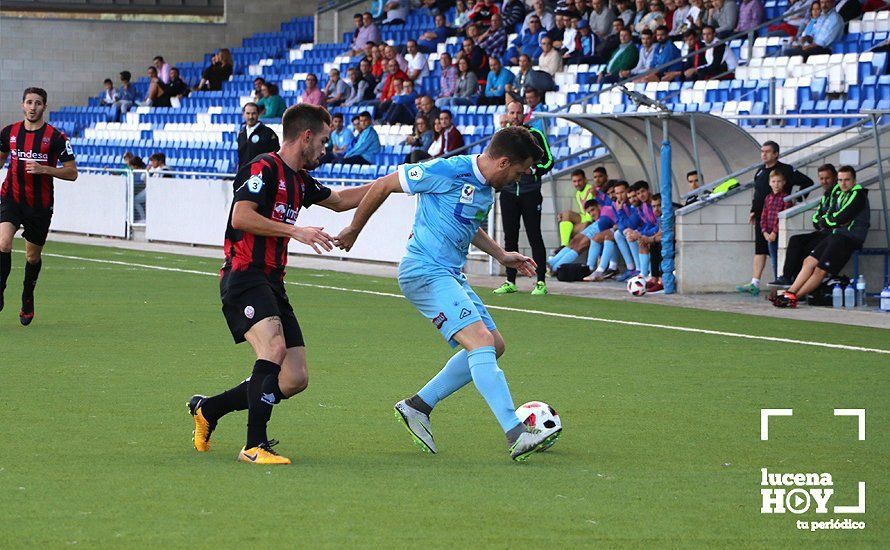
left=0, top=199, right=53, bottom=246
left=220, top=268, right=304, bottom=348
left=809, top=233, right=858, bottom=275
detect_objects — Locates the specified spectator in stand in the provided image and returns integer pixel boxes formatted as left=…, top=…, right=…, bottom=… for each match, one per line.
left=707, top=0, right=740, bottom=39
left=350, top=13, right=363, bottom=45
left=342, top=111, right=381, bottom=165
left=350, top=12, right=381, bottom=56
left=251, top=77, right=265, bottom=102
left=598, top=28, right=640, bottom=83
left=480, top=56, right=515, bottom=105
left=383, top=44, right=409, bottom=73
left=538, top=36, right=564, bottom=75
left=152, top=56, right=171, bottom=84
left=113, top=71, right=137, bottom=120
left=148, top=153, right=172, bottom=176
left=359, top=58, right=378, bottom=91
left=774, top=166, right=869, bottom=308
left=376, top=59, right=409, bottom=110
left=502, top=0, right=528, bottom=30
left=417, top=13, right=453, bottom=53
left=99, top=79, right=118, bottom=106
left=457, top=37, right=489, bottom=83
left=683, top=170, right=701, bottom=206
left=597, top=18, right=627, bottom=63
left=664, top=0, right=678, bottom=30
left=636, top=25, right=682, bottom=81
left=415, top=95, right=440, bottom=127
left=783, top=0, right=844, bottom=59
left=380, top=79, right=420, bottom=124
left=686, top=24, right=737, bottom=79
left=419, top=0, right=450, bottom=17
left=737, top=141, right=796, bottom=295
left=637, top=0, right=667, bottom=32
left=772, top=0, right=815, bottom=37
left=628, top=29, right=657, bottom=78
left=154, top=67, right=189, bottom=108
left=633, top=0, right=650, bottom=28
left=431, top=110, right=464, bottom=157
left=196, top=49, right=233, bottom=91
left=564, top=19, right=597, bottom=65
left=735, top=0, right=764, bottom=33
left=522, top=88, right=547, bottom=132
left=454, top=0, right=471, bottom=28
left=561, top=12, right=580, bottom=57
left=236, top=102, right=280, bottom=168
left=510, top=53, right=555, bottom=97
left=548, top=12, right=568, bottom=50
left=573, top=0, right=592, bottom=19
left=589, top=0, right=617, bottom=39
left=835, top=0, right=862, bottom=22
left=436, top=52, right=459, bottom=104
left=437, top=57, right=479, bottom=107
left=257, top=83, right=287, bottom=119
left=405, top=115, right=436, bottom=162
left=671, top=0, right=693, bottom=34
left=323, top=69, right=350, bottom=106
left=381, top=0, right=410, bottom=25
left=130, top=156, right=149, bottom=222
left=508, top=15, right=547, bottom=64
left=404, top=40, right=430, bottom=82
left=523, top=0, right=555, bottom=32
left=773, top=164, right=838, bottom=285
left=324, top=113, right=353, bottom=163
left=662, top=29, right=704, bottom=81
left=760, top=169, right=791, bottom=279
left=300, top=74, right=325, bottom=106
left=143, top=66, right=163, bottom=106
left=616, top=0, right=636, bottom=26
left=469, top=0, right=500, bottom=30
left=427, top=116, right=444, bottom=157
left=344, top=67, right=372, bottom=106
left=370, top=47, right=386, bottom=79
left=478, top=12, right=509, bottom=61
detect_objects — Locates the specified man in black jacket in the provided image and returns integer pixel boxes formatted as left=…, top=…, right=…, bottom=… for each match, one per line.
left=237, top=102, right=280, bottom=172
left=771, top=164, right=838, bottom=285
left=775, top=166, right=870, bottom=308
left=493, top=100, right=554, bottom=296
left=737, top=140, right=812, bottom=295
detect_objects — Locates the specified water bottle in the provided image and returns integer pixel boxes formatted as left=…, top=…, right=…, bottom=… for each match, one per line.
left=856, top=275, right=866, bottom=308
left=881, top=286, right=890, bottom=312
left=844, top=284, right=855, bottom=309
left=832, top=284, right=843, bottom=308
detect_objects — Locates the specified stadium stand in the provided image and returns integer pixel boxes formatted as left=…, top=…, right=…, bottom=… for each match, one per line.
left=50, top=3, right=888, bottom=182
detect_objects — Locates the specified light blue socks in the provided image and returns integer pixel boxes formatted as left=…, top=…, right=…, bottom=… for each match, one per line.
left=614, top=230, right=636, bottom=270
left=586, top=240, right=603, bottom=270
left=467, top=346, right=521, bottom=432
left=417, top=350, right=473, bottom=409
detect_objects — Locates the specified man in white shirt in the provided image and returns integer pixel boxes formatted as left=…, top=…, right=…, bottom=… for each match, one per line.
left=404, top=40, right=430, bottom=81
left=522, top=0, right=555, bottom=32
left=627, top=28, right=657, bottom=77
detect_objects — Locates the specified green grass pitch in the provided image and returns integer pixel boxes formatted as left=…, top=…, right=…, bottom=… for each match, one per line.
left=0, top=241, right=887, bottom=547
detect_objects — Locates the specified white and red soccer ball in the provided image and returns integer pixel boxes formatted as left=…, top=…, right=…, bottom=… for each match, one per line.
left=515, top=401, right=562, bottom=451
left=626, top=275, right=647, bottom=296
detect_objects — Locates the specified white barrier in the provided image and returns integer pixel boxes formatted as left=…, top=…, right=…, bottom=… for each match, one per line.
left=144, top=177, right=415, bottom=263
left=145, top=176, right=232, bottom=247
left=0, top=169, right=129, bottom=238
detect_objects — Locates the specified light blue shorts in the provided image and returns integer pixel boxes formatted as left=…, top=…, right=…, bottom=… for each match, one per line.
left=398, top=258, right=496, bottom=348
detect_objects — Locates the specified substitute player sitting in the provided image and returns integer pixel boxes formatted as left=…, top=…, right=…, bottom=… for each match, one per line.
left=335, top=126, right=561, bottom=461
left=188, top=104, right=372, bottom=465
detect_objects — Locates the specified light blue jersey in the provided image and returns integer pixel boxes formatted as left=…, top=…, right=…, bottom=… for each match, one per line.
left=398, top=154, right=494, bottom=271
left=397, top=154, right=497, bottom=346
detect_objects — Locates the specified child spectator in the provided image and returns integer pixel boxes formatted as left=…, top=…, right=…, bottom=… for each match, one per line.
left=99, top=79, right=118, bottom=106
left=760, top=169, right=791, bottom=279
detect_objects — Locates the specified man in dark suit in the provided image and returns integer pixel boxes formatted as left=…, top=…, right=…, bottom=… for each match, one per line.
left=237, top=102, right=280, bottom=171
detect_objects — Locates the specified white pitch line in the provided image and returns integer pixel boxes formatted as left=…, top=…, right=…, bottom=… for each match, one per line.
left=35, top=251, right=890, bottom=356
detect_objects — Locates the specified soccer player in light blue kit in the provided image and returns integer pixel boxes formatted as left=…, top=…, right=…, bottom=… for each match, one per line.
left=336, top=126, right=561, bottom=461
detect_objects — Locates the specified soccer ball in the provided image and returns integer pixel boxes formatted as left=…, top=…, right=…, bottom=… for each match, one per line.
left=516, top=401, right=561, bottom=451
left=627, top=275, right=647, bottom=296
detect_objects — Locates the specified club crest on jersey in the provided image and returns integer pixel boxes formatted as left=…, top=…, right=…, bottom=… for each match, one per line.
left=272, top=201, right=298, bottom=225
left=244, top=306, right=255, bottom=319
left=245, top=175, right=264, bottom=193
left=432, top=312, right=447, bottom=329
left=460, top=183, right=475, bottom=204
left=251, top=134, right=260, bottom=143
left=407, top=165, right=424, bottom=181
left=278, top=180, right=287, bottom=191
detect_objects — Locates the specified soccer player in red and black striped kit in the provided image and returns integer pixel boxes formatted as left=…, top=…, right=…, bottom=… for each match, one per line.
left=0, top=87, right=78, bottom=324
left=188, top=104, right=372, bottom=465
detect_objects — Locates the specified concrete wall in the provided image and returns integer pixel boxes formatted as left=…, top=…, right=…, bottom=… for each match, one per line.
left=0, top=1, right=315, bottom=125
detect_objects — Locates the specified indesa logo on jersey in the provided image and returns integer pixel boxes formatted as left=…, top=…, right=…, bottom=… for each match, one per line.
left=272, top=202, right=299, bottom=225
left=12, top=150, right=49, bottom=162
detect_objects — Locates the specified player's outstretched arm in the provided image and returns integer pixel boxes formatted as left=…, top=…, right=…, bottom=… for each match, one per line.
left=472, top=228, right=537, bottom=277
left=335, top=171, right=402, bottom=251
left=317, top=182, right=375, bottom=212
left=232, top=201, right=333, bottom=254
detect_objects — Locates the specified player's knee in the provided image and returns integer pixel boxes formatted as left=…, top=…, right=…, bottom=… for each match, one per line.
left=280, top=373, right=308, bottom=397
left=25, top=251, right=41, bottom=264
left=493, top=335, right=506, bottom=358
